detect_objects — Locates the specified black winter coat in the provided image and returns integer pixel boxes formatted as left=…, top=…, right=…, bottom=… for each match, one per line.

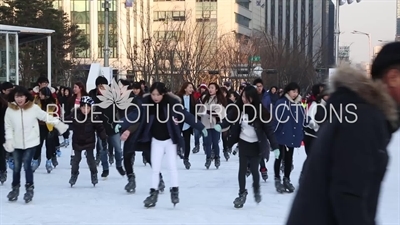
left=286, top=67, right=400, bottom=225
left=66, top=109, right=107, bottom=151
left=0, top=96, right=7, bottom=144
left=219, top=102, right=279, bottom=156
left=89, top=89, right=119, bottom=136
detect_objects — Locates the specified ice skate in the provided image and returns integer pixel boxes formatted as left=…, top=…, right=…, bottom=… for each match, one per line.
left=223, top=150, right=230, bottom=161
left=253, top=185, right=261, bottom=204
left=205, top=158, right=212, bottom=169
left=125, top=174, right=136, bottom=193
left=210, top=150, right=215, bottom=160
left=31, top=159, right=39, bottom=172
left=232, top=146, right=239, bottom=155
left=69, top=173, right=79, bottom=187
left=170, top=187, right=179, bottom=206
left=108, top=153, right=114, bottom=165
left=7, top=158, right=15, bottom=170
left=183, top=159, right=191, bottom=170
left=45, top=159, right=53, bottom=173
left=7, top=185, right=19, bottom=201
left=23, top=184, right=34, bottom=203
left=214, top=156, right=221, bottom=169
left=283, top=177, right=295, bottom=193
left=0, top=170, right=7, bottom=184
left=144, top=188, right=159, bottom=208
left=274, top=177, right=285, bottom=193
left=117, top=167, right=126, bottom=176
left=192, top=144, right=200, bottom=154
left=158, top=174, right=165, bottom=192
left=51, top=155, right=58, bottom=168
left=56, top=147, right=62, bottom=157
left=91, top=173, right=98, bottom=186
left=101, top=170, right=109, bottom=178
left=246, top=167, right=251, bottom=177
left=233, top=189, right=248, bottom=208
left=260, top=167, right=268, bottom=181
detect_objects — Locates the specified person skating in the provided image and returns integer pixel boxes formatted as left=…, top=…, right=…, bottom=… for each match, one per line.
left=3, top=86, right=68, bottom=202
left=286, top=42, right=400, bottom=225
left=119, top=82, right=207, bottom=208
left=214, top=85, right=279, bottom=208
left=65, top=96, right=107, bottom=187
left=0, top=81, right=13, bottom=184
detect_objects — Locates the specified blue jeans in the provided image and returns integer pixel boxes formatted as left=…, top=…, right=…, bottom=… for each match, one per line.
left=12, top=147, right=35, bottom=186
left=99, top=133, right=123, bottom=170
left=194, top=129, right=201, bottom=146
left=203, top=129, right=221, bottom=158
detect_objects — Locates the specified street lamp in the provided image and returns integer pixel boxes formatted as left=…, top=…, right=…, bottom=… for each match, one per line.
left=335, top=0, right=362, bottom=66
left=351, top=30, right=372, bottom=62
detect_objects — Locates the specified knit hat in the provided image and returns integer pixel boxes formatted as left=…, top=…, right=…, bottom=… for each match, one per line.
left=371, top=42, right=400, bottom=79
left=80, top=96, right=95, bottom=107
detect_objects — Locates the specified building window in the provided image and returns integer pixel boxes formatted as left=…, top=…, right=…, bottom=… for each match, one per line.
left=71, top=0, right=90, bottom=58
left=196, top=0, right=217, bottom=2
left=98, top=0, right=118, bottom=58
left=154, top=0, right=185, bottom=1
left=236, top=0, right=250, bottom=9
left=293, top=0, right=298, bottom=44
left=195, top=1, right=217, bottom=22
left=53, top=0, right=62, bottom=9
left=278, top=0, right=283, bottom=42
left=153, top=31, right=185, bottom=41
left=154, top=11, right=186, bottom=22
left=271, top=0, right=275, bottom=36
left=235, top=13, right=251, bottom=28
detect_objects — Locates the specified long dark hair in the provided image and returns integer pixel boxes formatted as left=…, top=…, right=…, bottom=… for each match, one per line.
left=39, top=87, right=57, bottom=110
left=202, top=83, right=227, bottom=106
left=177, top=81, right=195, bottom=106
left=235, top=86, right=270, bottom=122
left=74, top=81, right=88, bottom=96
left=8, top=86, right=34, bottom=103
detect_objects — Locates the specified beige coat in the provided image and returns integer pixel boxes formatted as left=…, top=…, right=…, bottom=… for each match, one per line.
left=198, top=95, right=227, bottom=130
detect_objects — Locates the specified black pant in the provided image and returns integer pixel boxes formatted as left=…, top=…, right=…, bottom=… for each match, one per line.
left=62, top=129, right=70, bottom=139
left=182, top=129, right=191, bottom=160
left=34, top=125, right=56, bottom=160
left=238, top=139, right=260, bottom=192
left=274, top=145, right=294, bottom=179
left=123, top=145, right=151, bottom=175
left=0, top=144, right=6, bottom=171
left=222, top=131, right=229, bottom=150
left=303, top=135, right=315, bottom=156
left=71, top=149, right=97, bottom=174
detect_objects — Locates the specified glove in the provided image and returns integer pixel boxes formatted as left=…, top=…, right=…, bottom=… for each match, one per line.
left=101, top=139, right=108, bottom=150
left=3, top=140, right=14, bottom=153
left=115, top=124, right=121, bottom=133
left=273, top=149, right=280, bottom=159
left=202, top=128, right=208, bottom=137
left=214, top=124, right=222, bottom=132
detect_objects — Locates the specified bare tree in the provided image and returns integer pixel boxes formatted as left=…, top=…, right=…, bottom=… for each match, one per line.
left=121, top=6, right=221, bottom=90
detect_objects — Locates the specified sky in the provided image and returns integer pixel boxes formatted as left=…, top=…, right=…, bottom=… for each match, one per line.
left=339, top=0, right=397, bottom=63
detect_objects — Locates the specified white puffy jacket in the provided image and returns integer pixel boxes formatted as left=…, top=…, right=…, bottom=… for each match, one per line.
left=4, top=101, right=68, bottom=150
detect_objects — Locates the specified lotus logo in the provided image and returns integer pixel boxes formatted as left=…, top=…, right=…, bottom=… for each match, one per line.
left=96, top=79, right=133, bottom=110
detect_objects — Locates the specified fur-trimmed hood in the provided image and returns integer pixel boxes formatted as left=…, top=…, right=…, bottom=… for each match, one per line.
left=284, top=93, right=302, bottom=104
left=142, top=92, right=182, bottom=104
left=8, top=101, right=34, bottom=110
left=330, top=65, right=399, bottom=128
left=32, top=86, right=56, bottom=94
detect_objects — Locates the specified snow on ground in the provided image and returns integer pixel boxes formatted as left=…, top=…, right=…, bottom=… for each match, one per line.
left=1, top=131, right=399, bottom=225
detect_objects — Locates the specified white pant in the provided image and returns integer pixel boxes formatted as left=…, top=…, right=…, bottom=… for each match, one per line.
left=151, top=138, right=179, bottom=189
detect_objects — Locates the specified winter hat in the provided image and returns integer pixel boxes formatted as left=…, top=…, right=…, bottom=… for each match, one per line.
left=39, top=87, right=52, bottom=98
left=371, top=42, right=400, bottom=79
left=36, top=76, right=49, bottom=85
left=80, top=96, right=95, bottom=107
left=199, top=84, right=208, bottom=90
left=95, top=76, right=108, bottom=86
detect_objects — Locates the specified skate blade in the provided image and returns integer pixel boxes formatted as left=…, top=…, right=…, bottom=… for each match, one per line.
left=24, top=199, right=32, bottom=203
left=126, top=189, right=135, bottom=193
left=8, top=197, right=18, bottom=202
left=234, top=204, right=244, bottom=208
left=144, top=204, right=155, bottom=208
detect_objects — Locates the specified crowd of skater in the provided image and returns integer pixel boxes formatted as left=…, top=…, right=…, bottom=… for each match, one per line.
left=1, top=75, right=321, bottom=207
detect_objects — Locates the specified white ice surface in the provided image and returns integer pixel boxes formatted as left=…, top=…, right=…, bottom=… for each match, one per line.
left=1, top=131, right=399, bottom=225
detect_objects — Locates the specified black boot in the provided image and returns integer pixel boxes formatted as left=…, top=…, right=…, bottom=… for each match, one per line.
left=91, top=173, right=98, bottom=186
left=283, top=177, right=295, bottom=193
left=253, top=184, right=261, bottom=203
left=170, top=187, right=179, bottom=206
left=0, top=170, right=7, bottom=184
left=69, top=172, right=79, bottom=187
left=192, top=144, right=200, bottom=153
left=101, top=170, right=109, bottom=178
left=214, top=156, right=221, bottom=169
left=23, top=183, right=34, bottom=203
left=7, top=184, right=20, bottom=201
left=205, top=158, right=211, bottom=169
left=116, top=166, right=126, bottom=176
left=233, top=189, right=248, bottom=208
left=183, top=159, right=191, bottom=170
left=144, top=188, right=159, bottom=208
left=158, top=173, right=165, bottom=192
left=125, top=173, right=136, bottom=193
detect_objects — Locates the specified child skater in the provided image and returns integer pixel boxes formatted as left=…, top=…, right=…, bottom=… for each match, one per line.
left=66, top=96, right=107, bottom=187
